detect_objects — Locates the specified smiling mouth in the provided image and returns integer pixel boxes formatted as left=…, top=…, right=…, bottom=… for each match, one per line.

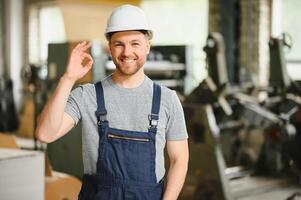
left=121, top=59, right=135, bottom=64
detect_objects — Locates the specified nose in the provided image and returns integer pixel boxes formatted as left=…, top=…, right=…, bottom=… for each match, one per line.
left=122, top=44, right=132, bottom=57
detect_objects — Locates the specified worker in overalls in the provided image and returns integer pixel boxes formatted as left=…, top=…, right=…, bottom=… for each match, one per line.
left=36, top=4, right=189, bottom=200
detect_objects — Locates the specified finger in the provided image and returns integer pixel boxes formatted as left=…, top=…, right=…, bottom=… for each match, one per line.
left=74, top=41, right=86, bottom=51
left=82, top=53, right=93, bottom=69
left=83, top=60, right=93, bottom=76
left=84, top=59, right=93, bottom=69
left=81, top=42, right=92, bottom=52
left=76, top=42, right=84, bottom=48
left=77, top=41, right=88, bottom=50
left=73, top=41, right=88, bottom=54
left=82, top=53, right=93, bottom=61
left=79, top=41, right=87, bottom=46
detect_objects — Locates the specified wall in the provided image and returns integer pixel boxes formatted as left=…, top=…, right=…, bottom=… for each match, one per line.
left=24, top=0, right=140, bottom=62
left=58, top=0, right=140, bottom=43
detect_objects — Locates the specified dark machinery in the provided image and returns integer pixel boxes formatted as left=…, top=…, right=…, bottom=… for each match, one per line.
left=0, top=78, right=19, bottom=132
left=187, top=33, right=233, bottom=116
left=255, top=34, right=301, bottom=177
left=183, top=32, right=301, bottom=200
left=184, top=32, right=250, bottom=200
left=0, top=6, right=19, bottom=133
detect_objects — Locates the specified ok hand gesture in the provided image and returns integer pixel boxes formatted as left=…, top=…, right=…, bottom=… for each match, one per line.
left=64, top=41, right=94, bottom=82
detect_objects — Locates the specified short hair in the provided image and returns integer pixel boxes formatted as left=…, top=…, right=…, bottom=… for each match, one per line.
left=106, top=30, right=153, bottom=41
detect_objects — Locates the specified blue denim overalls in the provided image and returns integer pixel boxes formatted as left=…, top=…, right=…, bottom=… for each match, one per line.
left=78, top=81, right=164, bottom=200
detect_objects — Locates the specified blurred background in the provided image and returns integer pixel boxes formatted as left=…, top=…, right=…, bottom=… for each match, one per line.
left=1, top=0, right=301, bottom=199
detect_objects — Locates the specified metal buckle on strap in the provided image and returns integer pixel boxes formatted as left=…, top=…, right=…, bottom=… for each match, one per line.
left=97, top=117, right=108, bottom=125
left=95, top=110, right=108, bottom=125
left=148, top=114, right=159, bottom=128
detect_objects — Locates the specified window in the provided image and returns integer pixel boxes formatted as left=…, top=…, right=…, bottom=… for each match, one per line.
left=29, top=5, right=66, bottom=63
left=272, top=0, right=301, bottom=80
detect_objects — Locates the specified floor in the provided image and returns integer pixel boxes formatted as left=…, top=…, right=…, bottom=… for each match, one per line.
left=231, top=175, right=301, bottom=200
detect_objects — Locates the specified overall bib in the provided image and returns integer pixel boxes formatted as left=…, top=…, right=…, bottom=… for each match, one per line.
left=78, top=81, right=164, bottom=200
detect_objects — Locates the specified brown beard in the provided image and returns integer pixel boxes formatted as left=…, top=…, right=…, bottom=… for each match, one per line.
left=113, top=58, right=145, bottom=76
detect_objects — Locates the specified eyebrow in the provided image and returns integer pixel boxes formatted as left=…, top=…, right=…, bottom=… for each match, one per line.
left=112, top=39, right=142, bottom=44
left=112, top=41, right=123, bottom=44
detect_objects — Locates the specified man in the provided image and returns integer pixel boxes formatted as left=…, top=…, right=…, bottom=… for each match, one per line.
left=36, top=4, right=188, bottom=200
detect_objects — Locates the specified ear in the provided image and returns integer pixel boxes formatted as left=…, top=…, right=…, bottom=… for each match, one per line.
left=107, top=42, right=112, bottom=55
left=146, top=40, right=151, bottom=54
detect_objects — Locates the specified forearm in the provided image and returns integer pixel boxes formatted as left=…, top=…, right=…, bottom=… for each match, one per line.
left=162, top=158, right=188, bottom=200
left=35, top=75, right=75, bottom=142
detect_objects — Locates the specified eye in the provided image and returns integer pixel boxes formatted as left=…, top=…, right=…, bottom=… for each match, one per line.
left=132, top=42, right=140, bottom=46
left=113, top=42, right=123, bottom=47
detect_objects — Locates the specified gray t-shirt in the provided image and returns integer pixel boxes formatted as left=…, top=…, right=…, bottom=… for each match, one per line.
left=65, top=74, right=188, bottom=181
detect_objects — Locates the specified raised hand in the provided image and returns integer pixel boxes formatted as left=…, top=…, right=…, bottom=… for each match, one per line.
left=64, top=41, right=94, bottom=82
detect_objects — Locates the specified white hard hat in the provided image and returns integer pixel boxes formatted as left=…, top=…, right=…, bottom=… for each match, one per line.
left=105, top=4, right=153, bottom=39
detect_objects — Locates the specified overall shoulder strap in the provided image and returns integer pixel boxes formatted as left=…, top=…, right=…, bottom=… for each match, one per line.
left=149, top=82, right=161, bottom=130
left=94, top=81, right=107, bottom=122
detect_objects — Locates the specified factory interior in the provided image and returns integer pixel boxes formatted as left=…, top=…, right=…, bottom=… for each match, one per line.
left=1, top=0, right=301, bottom=199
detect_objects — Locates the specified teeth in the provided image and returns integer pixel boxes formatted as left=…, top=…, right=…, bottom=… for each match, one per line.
left=123, top=59, right=134, bottom=63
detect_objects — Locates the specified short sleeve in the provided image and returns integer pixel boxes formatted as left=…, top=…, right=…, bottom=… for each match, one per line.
left=165, top=91, right=188, bottom=140
left=65, top=86, right=83, bottom=125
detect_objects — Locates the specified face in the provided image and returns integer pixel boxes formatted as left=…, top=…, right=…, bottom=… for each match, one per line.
left=109, top=31, right=151, bottom=76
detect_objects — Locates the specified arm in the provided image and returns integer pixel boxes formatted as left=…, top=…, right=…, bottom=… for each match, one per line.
left=162, top=139, right=189, bottom=200
left=35, top=41, right=93, bottom=143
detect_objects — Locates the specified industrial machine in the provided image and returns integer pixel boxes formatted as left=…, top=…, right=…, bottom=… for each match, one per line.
left=255, top=34, right=301, bottom=176
left=183, top=32, right=301, bottom=200
left=0, top=78, right=19, bottom=132
left=0, top=19, right=19, bottom=133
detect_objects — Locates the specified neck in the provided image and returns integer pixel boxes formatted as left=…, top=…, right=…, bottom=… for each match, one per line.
left=112, top=69, right=145, bottom=89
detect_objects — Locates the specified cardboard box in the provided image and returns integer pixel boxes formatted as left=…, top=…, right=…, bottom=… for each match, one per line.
left=45, top=171, right=81, bottom=200
left=0, top=134, right=82, bottom=200
left=0, top=148, right=44, bottom=200
left=0, top=133, right=19, bottom=148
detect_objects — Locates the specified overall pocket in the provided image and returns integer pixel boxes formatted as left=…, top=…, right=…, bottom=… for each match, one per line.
left=103, top=129, right=155, bottom=182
